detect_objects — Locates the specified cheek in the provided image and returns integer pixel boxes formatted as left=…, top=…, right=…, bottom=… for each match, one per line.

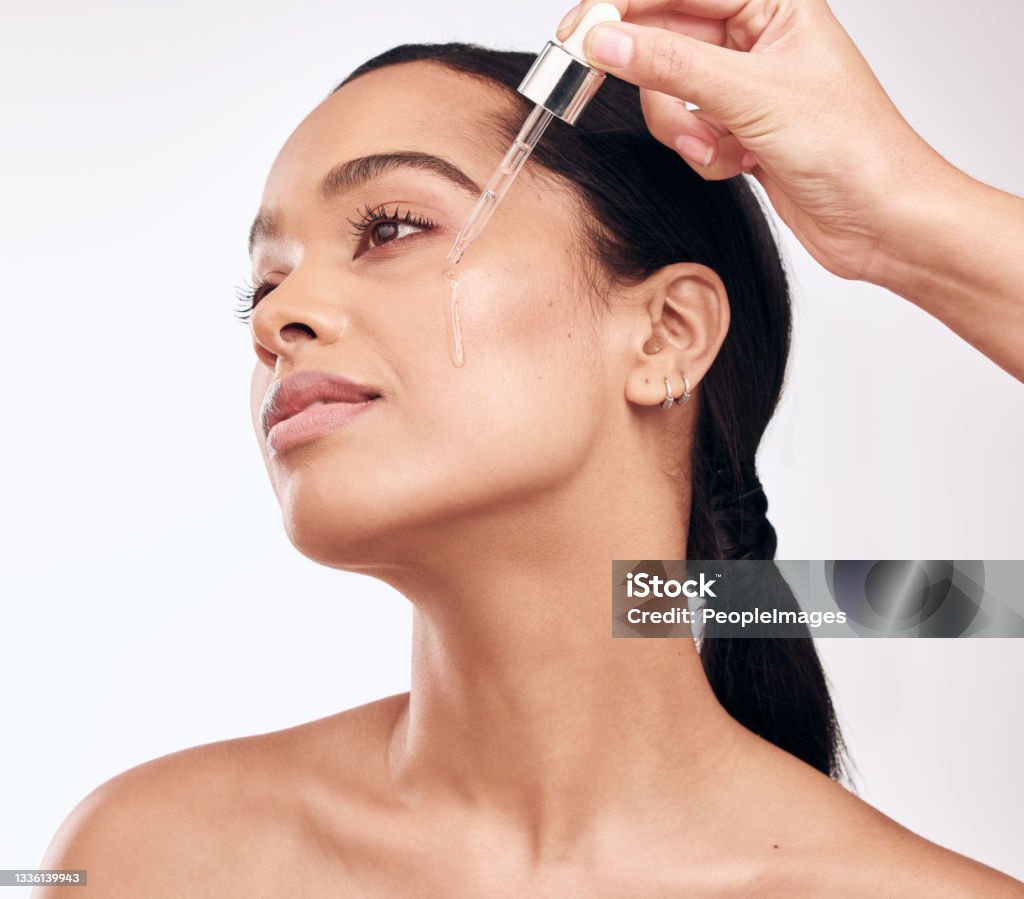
left=405, top=259, right=597, bottom=462
left=451, top=258, right=583, bottom=364
left=374, top=254, right=585, bottom=389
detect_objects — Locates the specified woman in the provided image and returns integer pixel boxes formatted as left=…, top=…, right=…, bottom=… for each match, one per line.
left=38, top=40, right=1023, bottom=899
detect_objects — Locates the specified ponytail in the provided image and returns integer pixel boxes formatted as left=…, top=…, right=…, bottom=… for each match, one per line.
left=690, top=459, right=848, bottom=779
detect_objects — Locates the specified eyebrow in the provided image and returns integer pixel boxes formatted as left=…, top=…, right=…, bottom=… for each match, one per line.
left=247, top=151, right=482, bottom=257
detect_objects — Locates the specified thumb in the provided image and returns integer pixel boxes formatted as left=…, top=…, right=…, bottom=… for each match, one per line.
left=582, top=21, right=749, bottom=120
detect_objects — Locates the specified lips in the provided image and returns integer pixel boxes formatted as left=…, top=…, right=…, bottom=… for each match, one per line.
left=261, top=369, right=381, bottom=437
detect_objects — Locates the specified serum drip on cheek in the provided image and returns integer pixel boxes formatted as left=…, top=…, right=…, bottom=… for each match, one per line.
left=444, top=268, right=466, bottom=368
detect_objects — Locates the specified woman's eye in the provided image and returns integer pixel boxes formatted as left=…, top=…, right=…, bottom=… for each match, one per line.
left=367, top=219, right=424, bottom=249
left=349, top=204, right=436, bottom=257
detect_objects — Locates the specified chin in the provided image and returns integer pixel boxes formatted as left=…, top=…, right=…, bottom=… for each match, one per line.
left=279, top=483, right=387, bottom=566
left=276, top=467, right=442, bottom=571
left=281, top=508, right=392, bottom=571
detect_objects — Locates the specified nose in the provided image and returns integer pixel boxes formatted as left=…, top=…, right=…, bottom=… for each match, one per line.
left=250, top=273, right=346, bottom=366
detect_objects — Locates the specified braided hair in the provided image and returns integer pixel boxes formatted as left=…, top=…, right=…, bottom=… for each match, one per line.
left=338, top=43, right=849, bottom=780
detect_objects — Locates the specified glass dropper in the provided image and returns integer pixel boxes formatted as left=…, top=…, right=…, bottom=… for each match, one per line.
left=446, top=105, right=555, bottom=265
left=445, top=1, right=622, bottom=266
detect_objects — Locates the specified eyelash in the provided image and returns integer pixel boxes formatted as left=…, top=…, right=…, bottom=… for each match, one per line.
left=233, top=203, right=437, bottom=324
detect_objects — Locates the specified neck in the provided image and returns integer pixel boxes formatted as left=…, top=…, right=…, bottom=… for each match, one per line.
left=379, top=465, right=750, bottom=863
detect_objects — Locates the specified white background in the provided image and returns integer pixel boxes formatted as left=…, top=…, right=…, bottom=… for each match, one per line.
left=1, top=0, right=1022, bottom=888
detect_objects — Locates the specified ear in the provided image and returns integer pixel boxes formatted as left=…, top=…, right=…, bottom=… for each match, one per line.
left=623, top=263, right=731, bottom=409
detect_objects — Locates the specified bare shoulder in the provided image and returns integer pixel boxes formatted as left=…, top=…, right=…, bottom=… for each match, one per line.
left=831, top=795, right=1024, bottom=897
left=745, top=744, right=1024, bottom=898
left=850, top=801, right=1024, bottom=898
left=894, top=840, right=1024, bottom=898
left=33, top=693, right=408, bottom=899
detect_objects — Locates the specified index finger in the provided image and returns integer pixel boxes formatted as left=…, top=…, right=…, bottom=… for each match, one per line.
left=631, top=10, right=727, bottom=46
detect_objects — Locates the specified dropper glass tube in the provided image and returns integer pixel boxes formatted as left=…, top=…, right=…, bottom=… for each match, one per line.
left=444, top=2, right=621, bottom=266
left=446, top=105, right=554, bottom=265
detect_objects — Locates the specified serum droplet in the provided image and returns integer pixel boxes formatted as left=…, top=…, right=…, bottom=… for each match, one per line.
left=444, top=269, right=466, bottom=368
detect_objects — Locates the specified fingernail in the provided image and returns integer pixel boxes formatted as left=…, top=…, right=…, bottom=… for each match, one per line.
left=586, top=24, right=634, bottom=68
left=556, top=2, right=582, bottom=39
left=675, top=135, right=716, bottom=167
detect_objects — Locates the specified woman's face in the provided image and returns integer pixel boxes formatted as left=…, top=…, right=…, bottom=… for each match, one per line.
left=248, top=62, right=624, bottom=569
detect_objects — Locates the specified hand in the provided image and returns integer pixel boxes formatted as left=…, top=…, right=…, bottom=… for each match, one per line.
left=556, top=0, right=954, bottom=282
